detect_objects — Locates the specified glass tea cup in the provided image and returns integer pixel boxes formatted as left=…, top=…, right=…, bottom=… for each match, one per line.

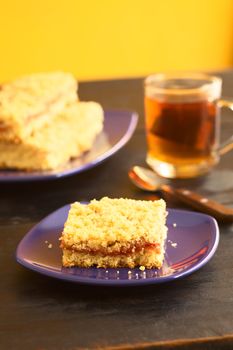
left=144, top=73, right=233, bottom=178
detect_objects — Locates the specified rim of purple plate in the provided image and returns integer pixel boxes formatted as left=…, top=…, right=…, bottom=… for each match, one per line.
left=0, top=110, right=138, bottom=182
left=16, top=206, right=220, bottom=287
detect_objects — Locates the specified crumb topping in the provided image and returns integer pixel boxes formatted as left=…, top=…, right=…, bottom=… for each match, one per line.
left=61, top=197, right=167, bottom=251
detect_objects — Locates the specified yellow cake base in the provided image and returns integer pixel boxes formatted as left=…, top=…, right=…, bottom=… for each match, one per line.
left=62, top=247, right=165, bottom=269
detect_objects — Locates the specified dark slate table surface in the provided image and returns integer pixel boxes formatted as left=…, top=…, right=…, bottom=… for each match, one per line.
left=1, top=72, right=233, bottom=350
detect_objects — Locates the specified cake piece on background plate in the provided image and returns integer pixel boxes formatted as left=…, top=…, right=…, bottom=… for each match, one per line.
left=0, top=101, right=104, bottom=170
left=0, top=72, right=77, bottom=142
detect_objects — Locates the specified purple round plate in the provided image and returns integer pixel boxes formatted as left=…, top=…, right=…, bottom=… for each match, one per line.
left=0, top=110, right=138, bottom=182
left=16, top=205, right=219, bottom=286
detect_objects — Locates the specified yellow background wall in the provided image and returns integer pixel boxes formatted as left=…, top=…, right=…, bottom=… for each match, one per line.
left=0, top=0, right=233, bottom=81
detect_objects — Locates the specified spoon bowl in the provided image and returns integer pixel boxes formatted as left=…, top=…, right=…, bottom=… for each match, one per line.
left=128, top=166, right=167, bottom=191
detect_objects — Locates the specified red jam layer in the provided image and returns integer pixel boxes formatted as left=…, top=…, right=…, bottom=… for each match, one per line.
left=63, top=241, right=161, bottom=257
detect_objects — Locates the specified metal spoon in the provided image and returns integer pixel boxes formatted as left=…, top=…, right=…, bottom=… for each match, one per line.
left=128, top=165, right=233, bottom=222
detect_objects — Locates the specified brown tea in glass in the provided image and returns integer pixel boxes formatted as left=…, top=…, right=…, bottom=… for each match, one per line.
left=144, top=74, right=222, bottom=178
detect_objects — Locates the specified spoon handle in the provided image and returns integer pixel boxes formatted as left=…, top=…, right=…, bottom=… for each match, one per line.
left=161, top=185, right=233, bottom=222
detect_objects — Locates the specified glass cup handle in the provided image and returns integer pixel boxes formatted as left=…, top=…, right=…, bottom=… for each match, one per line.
left=217, top=99, right=233, bottom=156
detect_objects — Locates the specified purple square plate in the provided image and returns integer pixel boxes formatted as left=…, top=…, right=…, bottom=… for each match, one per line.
left=0, top=110, right=138, bottom=182
left=16, top=205, right=219, bottom=286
